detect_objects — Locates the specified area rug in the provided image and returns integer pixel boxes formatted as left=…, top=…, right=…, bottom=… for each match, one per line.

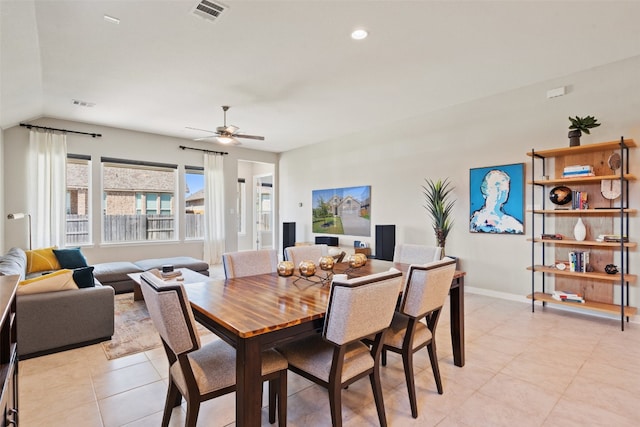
left=102, top=293, right=163, bottom=360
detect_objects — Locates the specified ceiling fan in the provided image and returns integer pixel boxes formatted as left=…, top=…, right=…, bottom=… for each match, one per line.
left=187, top=106, right=265, bottom=145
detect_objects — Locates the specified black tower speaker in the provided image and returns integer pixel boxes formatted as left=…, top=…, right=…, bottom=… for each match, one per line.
left=375, top=224, right=396, bottom=261
left=283, top=222, right=296, bottom=257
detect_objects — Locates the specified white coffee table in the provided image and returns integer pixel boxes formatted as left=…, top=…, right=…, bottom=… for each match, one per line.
left=128, top=267, right=211, bottom=301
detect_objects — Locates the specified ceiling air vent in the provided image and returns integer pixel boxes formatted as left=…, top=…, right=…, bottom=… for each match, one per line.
left=192, top=0, right=227, bottom=21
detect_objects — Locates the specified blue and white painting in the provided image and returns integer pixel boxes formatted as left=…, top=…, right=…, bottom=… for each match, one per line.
left=469, top=163, right=524, bottom=234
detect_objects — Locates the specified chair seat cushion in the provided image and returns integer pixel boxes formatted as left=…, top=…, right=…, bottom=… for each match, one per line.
left=171, top=341, right=287, bottom=395
left=383, top=312, right=432, bottom=350
left=279, top=335, right=373, bottom=383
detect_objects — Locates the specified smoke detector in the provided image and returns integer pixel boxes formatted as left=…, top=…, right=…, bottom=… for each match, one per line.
left=192, top=0, right=227, bottom=21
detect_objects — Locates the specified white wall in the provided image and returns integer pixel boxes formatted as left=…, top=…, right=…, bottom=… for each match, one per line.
left=279, top=55, right=640, bottom=311
left=2, top=118, right=278, bottom=263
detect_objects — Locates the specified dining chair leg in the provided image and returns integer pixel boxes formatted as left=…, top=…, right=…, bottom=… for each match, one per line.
left=369, top=371, right=388, bottom=427
left=278, top=370, right=287, bottom=427
left=328, top=381, right=343, bottom=427
left=402, top=348, right=419, bottom=418
left=268, top=379, right=277, bottom=424
left=162, top=380, right=181, bottom=427
left=427, top=340, right=443, bottom=394
left=184, top=399, right=200, bottom=427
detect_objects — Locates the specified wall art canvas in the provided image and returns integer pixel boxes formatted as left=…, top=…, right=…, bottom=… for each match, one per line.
left=312, top=185, right=371, bottom=236
left=469, top=163, right=524, bottom=234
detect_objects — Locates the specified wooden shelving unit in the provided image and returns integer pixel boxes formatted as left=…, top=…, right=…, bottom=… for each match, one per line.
left=527, top=137, right=636, bottom=330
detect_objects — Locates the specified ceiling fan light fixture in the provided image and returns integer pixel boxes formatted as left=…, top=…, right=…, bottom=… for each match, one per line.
left=216, top=135, right=235, bottom=144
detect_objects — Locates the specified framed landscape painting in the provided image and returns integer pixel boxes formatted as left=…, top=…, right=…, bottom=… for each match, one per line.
left=312, top=185, right=371, bottom=236
left=469, top=163, right=524, bottom=234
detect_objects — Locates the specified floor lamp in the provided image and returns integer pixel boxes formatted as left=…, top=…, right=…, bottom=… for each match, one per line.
left=7, top=213, right=32, bottom=250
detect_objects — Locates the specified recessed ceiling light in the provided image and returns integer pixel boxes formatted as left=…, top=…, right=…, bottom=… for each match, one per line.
left=351, top=29, right=368, bottom=40
left=104, top=15, right=120, bottom=24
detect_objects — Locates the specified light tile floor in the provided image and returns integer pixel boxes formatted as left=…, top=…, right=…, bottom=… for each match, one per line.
left=18, top=267, right=640, bottom=426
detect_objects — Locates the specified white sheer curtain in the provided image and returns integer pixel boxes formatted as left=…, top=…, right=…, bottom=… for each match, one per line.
left=203, top=153, right=225, bottom=265
left=28, top=130, right=67, bottom=249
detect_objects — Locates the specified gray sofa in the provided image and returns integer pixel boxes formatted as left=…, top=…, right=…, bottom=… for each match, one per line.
left=0, top=247, right=210, bottom=358
left=94, top=256, right=210, bottom=294
left=0, top=247, right=115, bottom=358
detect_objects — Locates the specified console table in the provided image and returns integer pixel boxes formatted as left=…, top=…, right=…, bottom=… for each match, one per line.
left=0, top=275, right=19, bottom=426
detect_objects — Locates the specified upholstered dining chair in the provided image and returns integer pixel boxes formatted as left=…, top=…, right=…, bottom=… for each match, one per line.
left=139, top=271, right=288, bottom=427
left=283, top=244, right=328, bottom=267
left=222, top=249, right=278, bottom=278
left=392, top=243, right=442, bottom=264
left=277, top=269, right=403, bottom=427
left=379, top=257, right=456, bottom=418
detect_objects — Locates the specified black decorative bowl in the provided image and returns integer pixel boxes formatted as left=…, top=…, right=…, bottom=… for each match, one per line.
left=549, top=186, right=572, bottom=205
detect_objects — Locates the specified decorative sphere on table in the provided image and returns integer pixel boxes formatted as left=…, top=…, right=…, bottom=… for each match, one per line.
left=277, top=261, right=295, bottom=277
left=348, top=253, right=367, bottom=268
left=298, top=260, right=317, bottom=277
left=318, top=256, right=334, bottom=271
left=549, top=186, right=572, bottom=205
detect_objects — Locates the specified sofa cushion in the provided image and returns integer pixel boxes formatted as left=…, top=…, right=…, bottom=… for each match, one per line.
left=73, top=266, right=96, bottom=288
left=26, top=247, right=61, bottom=274
left=53, top=247, right=89, bottom=269
left=0, top=247, right=27, bottom=281
left=18, top=269, right=78, bottom=295
left=134, top=257, right=209, bottom=274
left=93, top=261, right=143, bottom=283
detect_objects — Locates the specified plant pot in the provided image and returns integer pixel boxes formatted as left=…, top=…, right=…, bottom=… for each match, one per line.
left=568, top=129, right=581, bottom=147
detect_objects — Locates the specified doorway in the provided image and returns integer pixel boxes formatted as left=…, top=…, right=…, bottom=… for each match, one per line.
left=237, top=160, right=275, bottom=251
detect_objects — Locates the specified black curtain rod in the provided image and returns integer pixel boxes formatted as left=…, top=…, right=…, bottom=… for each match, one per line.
left=179, top=145, right=228, bottom=155
left=20, top=123, right=102, bottom=138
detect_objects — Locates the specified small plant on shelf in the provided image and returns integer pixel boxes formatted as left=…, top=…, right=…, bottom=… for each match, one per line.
left=568, top=115, right=601, bottom=147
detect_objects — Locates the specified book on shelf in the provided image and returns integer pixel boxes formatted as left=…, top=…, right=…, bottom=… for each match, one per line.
left=602, top=235, right=629, bottom=243
left=541, top=233, right=563, bottom=240
left=571, top=191, right=588, bottom=209
left=563, top=165, right=593, bottom=172
left=552, top=290, right=585, bottom=303
left=568, top=251, right=589, bottom=273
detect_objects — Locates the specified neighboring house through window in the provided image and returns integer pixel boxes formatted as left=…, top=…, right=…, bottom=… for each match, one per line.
left=102, top=157, right=177, bottom=243
left=185, top=166, right=204, bottom=239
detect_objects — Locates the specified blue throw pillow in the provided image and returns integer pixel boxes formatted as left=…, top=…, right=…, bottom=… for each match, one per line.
left=53, top=248, right=88, bottom=269
left=72, top=266, right=95, bottom=288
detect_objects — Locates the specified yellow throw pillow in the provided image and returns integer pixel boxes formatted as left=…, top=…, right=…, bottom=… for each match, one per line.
left=18, top=269, right=78, bottom=295
left=26, top=246, right=61, bottom=274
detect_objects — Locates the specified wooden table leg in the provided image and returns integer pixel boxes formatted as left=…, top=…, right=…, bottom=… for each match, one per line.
left=450, top=275, right=465, bottom=367
left=236, top=336, right=263, bottom=427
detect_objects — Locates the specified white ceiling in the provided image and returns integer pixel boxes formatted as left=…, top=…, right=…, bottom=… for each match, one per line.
left=2, top=1, right=640, bottom=153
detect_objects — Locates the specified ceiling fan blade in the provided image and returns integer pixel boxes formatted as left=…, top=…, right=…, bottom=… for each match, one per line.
left=185, top=126, right=216, bottom=134
left=233, top=133, right=265, bottom=141
left=193, top=136, right=217, bottom=141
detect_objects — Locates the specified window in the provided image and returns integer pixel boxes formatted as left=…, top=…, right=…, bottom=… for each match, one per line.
left=185, top=167, right=204, bottom=239
left=102, top=158, right=177, bottom=243
left=66, top=155, right=91, bottom=245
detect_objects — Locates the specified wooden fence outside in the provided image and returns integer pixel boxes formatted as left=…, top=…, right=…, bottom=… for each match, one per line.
left=66, top=214, right=204, bottom=243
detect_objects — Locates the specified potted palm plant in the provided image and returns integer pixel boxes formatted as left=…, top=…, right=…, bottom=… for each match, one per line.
left=422, top=178, right=456, bottom=257
left=568, top=115, right=601, bottom=147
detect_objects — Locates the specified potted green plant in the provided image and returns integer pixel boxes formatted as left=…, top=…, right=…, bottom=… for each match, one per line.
left=568, top=115, right=601, bottom=147
left=422, top=178, right=455, bottom=257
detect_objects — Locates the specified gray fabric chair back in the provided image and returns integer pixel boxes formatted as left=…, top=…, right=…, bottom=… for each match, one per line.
left=323, top=270, right=403, bottom=345
left=284, top=244, right=329, bottom=267
left=393, top=243, right=442, bottom=264
left=140, top=270, right=201, bottom=356
left=222, top=249, right=278, bottom=278
left=400, top=257, right=456, bottom=318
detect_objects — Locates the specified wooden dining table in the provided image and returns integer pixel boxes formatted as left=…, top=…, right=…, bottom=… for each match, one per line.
left=182, top=259, right=466, bottom=427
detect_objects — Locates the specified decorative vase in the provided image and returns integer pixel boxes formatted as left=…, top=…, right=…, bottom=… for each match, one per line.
left=568, top=130, right=581, bottom=147
left=574, top=217, right=586, bottom=241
